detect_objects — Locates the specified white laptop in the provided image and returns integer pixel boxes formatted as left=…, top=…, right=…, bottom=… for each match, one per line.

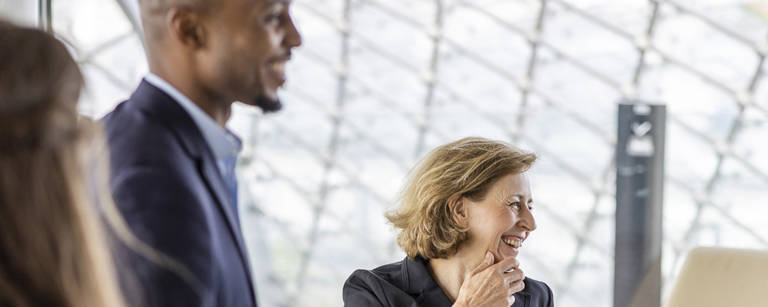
left=664, top=247, right=768, bottom=307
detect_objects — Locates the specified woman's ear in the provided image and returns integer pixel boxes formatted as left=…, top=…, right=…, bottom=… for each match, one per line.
left=450, top=194, right=469, bottom=227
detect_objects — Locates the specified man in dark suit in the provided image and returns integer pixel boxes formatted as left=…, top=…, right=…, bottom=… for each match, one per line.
left=103, top=0, right=301, bottom=306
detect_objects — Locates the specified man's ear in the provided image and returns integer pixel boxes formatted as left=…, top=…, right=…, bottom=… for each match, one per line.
left=167, top=8, right=206, bottom=48
left=449, top=194, right=469, bottom=227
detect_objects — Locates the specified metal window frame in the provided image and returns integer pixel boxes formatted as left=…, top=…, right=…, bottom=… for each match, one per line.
left=38, top=0, right=52, bottom=33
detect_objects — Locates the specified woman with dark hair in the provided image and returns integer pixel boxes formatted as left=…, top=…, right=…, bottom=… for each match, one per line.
left=0, top=21, right=126, bottom=307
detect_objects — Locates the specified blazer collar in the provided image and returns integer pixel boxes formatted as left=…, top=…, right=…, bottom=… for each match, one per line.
left=402, top=255, right=532, bottom=306
left=129, top=80, right=206, bottom=159
left=401, top=256, right=453, bottom=306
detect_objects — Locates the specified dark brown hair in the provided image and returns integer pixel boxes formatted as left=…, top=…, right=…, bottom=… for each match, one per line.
left=0, top=21, right=126, bottom=307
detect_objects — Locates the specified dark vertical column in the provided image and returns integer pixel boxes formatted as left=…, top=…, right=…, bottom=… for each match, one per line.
left=615, top=102, right=666, bottom=307
left=37, top=0, right=52, bottom=33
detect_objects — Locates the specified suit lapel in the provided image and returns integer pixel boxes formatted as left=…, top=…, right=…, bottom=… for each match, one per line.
left=511, top=279, right=532, bottom=307
left=511, top=292, right=530, bottom=307
left=402, top=256, right=454, bottom=306
left=198, top=150, right=254, bottom=273
left=131, top=81, right=256, bottom=302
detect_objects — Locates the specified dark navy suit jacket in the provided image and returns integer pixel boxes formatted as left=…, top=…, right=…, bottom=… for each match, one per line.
left=343, top=256, right=554, bottom=307
left=104, top=81, right=257, bottom=307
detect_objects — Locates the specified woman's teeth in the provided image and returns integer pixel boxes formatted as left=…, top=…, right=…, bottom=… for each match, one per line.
left=502, top=237, right=522, bottom=248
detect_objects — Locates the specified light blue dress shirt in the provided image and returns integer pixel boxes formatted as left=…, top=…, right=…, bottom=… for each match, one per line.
left=144, top=73, right=241, bottom=214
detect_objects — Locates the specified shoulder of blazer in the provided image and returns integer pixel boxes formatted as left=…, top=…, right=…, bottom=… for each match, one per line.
left=103, top=80, right=209, bottom=162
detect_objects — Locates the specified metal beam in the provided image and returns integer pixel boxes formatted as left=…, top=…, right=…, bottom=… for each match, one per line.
left=37, top=0, right=52, bottom=33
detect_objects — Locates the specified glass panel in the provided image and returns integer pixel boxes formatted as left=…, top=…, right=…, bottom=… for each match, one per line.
left=0, top=0, right=38, bottom=27
left=52, top=0, right=146, bottom=118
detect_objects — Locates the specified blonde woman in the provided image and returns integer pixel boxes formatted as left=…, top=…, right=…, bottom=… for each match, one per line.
left=0, top=22, right=125, bottom=307
left=344, top=137, right=554, bottom=307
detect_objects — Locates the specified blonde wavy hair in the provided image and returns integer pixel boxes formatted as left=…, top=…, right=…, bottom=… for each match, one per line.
left=386, top=137, right=536, bottom=259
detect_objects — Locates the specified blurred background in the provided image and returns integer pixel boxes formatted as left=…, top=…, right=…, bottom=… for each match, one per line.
left=2, top=0, right=767, bottom=306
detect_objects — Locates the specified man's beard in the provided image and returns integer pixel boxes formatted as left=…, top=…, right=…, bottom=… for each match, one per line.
left=251, top=95, right=282, bottom=113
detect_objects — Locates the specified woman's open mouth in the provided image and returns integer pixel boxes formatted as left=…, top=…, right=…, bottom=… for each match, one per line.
left=502, top=235, right=522, bottom=249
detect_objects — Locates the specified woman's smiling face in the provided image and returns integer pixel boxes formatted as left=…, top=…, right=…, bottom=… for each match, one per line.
left=462, top=172, right=537, bottom=262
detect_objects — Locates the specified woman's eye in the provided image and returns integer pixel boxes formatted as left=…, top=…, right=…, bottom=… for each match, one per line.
left=507, top=202, right=521, bottom=209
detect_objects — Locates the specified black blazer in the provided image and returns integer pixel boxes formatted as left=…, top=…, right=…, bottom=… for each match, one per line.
left=343, top=256, right=554, bottom=307
left=104, top=80, right=257, bottom=307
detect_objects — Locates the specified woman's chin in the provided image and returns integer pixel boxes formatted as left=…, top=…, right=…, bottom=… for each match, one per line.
left=498, top=242, right=519, bottom=260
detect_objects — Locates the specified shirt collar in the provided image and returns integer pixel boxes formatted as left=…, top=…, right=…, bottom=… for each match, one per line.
left=144, top=73, right=241, bottom=161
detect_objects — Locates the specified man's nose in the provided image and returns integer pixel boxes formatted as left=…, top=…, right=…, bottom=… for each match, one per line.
left=284, top=17, right=302, bottom=49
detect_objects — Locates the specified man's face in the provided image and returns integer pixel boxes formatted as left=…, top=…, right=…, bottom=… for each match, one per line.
left=198, top=0, right=302, bottom=112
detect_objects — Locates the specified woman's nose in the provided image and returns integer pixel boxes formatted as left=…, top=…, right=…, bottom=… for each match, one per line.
left=518, top=206, right=537, bottom=232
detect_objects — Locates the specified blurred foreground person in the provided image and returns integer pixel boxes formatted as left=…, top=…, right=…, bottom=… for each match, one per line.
left=103, top=0, right=302, bottom=306
left=344, top=137, right=554, bottom=307
left=0, top=22, right=125, bottom=307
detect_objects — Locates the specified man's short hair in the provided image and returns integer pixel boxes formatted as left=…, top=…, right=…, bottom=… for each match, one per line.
left=139, top=0, right=206, bottom=11
left=137, top=0, right=214, bottom=46
left=386, top=137, right=537, bottom=259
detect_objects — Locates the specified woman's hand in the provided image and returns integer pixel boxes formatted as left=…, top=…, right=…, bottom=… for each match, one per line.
left=453, top=252, right=525, bottom=307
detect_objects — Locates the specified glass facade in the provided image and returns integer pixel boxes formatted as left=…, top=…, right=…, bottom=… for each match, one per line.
left=3, top=0, right=767, bottom=306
